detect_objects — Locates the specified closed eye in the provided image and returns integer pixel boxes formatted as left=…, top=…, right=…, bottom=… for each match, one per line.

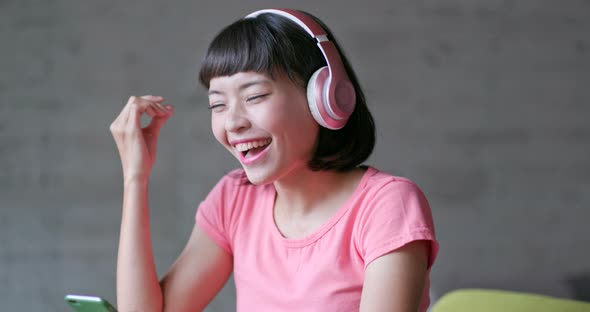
left=208, top=103, right=225, bottom=111
left=246, top=93, right=270, bottom=103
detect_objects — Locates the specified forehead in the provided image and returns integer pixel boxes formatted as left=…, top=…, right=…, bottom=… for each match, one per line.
left=208, top=71, right=274, bottom=93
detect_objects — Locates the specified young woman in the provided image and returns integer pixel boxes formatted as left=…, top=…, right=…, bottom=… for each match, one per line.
left=110, top=8, right=438, bottom=312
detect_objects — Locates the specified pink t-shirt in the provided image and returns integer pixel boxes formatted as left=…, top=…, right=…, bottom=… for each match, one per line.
left=196, top=166, right=439, bottom=312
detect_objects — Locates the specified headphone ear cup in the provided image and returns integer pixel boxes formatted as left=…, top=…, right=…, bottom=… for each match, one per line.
left=306, top=67, right=329, bottom=128
left=306, top=67, right=346, bottom=129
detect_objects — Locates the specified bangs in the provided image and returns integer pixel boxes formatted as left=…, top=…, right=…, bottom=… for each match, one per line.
left=199, top=14, right=317, bottom=88
left=199, top=18, right=284, bottom=88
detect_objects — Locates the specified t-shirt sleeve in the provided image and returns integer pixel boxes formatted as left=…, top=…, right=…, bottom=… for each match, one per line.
left=355, top=179, right=439, bottom=270
left=195, top=173, right=236, bottom=255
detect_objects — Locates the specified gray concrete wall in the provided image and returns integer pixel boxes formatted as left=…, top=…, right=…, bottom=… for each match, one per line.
left=1, top=0, right=589, bottom=310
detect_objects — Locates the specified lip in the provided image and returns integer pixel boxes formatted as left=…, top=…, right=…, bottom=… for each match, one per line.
left=238, top=142, right=271, bottom=165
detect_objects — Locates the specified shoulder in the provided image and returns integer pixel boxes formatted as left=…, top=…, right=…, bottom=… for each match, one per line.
left=353, top=167, right=438, bottom=269
left=198, top=168, right=271, bottom=216
left=212, top=168, right=249, bottom=189
left=361, top=167, right=429, bottom=206
left=353, top=166, right=435, bottom=238
left=196, top=168, right=270, bottom=244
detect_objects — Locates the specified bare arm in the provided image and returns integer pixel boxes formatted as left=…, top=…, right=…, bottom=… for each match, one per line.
left=359, top=240, right=430, bottom=312
left=111, top=95, right=231, bottom=311
left=111, top=95, right=173, bottom=311
left=116, top=179, right=163, bottom=311
left=159, top=225, right=233, bottom=311
left=116, top=180, right=232, bottom=312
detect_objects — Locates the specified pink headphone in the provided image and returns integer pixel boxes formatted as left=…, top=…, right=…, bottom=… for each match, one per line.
left=245, top=9, right=356, bottom=130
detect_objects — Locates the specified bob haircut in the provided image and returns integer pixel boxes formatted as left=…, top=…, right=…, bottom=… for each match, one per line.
left=199, top=10, right=375, bottom=172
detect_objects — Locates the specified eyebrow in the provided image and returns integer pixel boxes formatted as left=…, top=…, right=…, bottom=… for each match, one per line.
left=208, top=80, right=271, bottom=96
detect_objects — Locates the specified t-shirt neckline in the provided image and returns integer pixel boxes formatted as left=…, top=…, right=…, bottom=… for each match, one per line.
left=266, top=166, right=377, bottom=248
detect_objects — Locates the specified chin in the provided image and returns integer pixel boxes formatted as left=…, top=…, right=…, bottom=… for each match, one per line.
left=241, top=167, right=276, bottom=185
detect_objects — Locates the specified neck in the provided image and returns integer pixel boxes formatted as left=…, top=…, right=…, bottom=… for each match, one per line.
left=272, top=166, right=364, bottom=217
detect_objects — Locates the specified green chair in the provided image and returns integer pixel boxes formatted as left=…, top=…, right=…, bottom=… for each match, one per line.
left=431, top=288, right=590, bottom=312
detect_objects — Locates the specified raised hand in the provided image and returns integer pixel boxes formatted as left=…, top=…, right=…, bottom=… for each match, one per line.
left=109, top=95, right=174, bottom=183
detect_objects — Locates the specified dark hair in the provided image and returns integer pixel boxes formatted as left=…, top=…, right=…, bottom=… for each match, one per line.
left=199, top=10, right=375, bottom=172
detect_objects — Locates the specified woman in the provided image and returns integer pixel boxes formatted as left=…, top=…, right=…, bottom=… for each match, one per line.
left=110, top=8, right=438, bottom=312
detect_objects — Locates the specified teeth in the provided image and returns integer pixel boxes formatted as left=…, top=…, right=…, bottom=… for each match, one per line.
left=234, top=139, right=271, bottom=152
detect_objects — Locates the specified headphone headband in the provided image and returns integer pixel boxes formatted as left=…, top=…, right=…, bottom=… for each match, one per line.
left=245, top=9, right=328, bottom=41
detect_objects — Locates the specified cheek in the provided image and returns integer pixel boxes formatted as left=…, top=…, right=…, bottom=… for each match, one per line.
left=273, top=105, right=319, bottom=150
left=211, top=115, right=226, bottom=146
left=272, top=93, right=314, bottom=128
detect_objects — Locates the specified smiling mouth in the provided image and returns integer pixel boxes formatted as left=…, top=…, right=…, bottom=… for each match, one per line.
left=234, top=139, right=272, bottom=158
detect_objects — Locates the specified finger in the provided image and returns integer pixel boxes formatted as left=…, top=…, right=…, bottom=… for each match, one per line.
left=144, top=112, right=172, bottom=134
left=128, top=101, right=141, bottom=130
left=146, top=105, right=160, bottom=118
left=141, top=95, right=164, bottom=102
left=123, top=96, right=145, bottom=125
left=113, top=96, right=136, bottom=127
left=147, top=103, right=171, bottom=118
left=120, top=100, right=132, bottom=121
left=126, top=96, right=162, bottom=126
left=155, top=102, right=172, bottom=115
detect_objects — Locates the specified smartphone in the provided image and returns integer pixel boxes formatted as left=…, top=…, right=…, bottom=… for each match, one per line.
left=65, top=294, right=117, bottom=312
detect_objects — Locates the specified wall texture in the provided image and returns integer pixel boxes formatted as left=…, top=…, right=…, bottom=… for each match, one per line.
left=1, top=0, right=589, bottom=310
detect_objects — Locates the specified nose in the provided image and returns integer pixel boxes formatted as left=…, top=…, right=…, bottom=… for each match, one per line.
left=225, top=104, right=250, bottom=133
